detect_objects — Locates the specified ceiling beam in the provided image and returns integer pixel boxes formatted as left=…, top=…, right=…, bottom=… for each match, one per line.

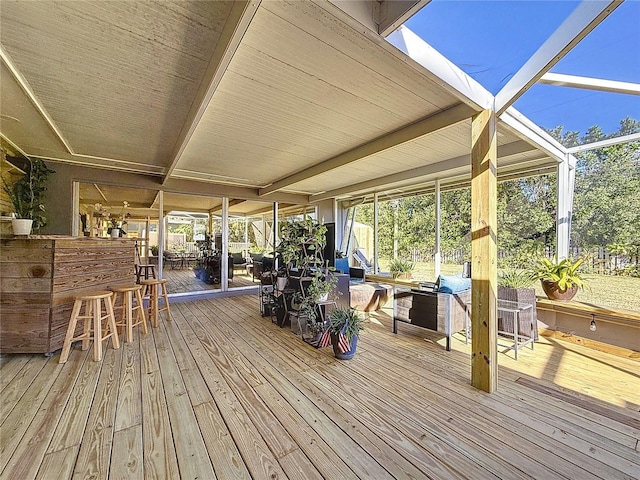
left=259, top=102, right=475, bottom=196
left=164, top=178, right=309, bottom=205
left=538, top=72, right=640, bottom=95
left=314, top=154, right=470, bottom=201
left=495, top=0, right=622, bottom=115
left=161, top=0, right=261, bottom=185
left=377, top=0, right=431, bottom=37
left=326, top=0, right=377, bottom=32
left=210, top=199, right=246, bottom=215
left=311, top=140, right=536, bottom=201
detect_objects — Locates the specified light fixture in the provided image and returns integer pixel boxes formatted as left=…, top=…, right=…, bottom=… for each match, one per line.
left=590, top=314, right=597, bottom=332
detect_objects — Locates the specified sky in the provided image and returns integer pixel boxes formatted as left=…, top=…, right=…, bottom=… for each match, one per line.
left=404, top=0, right=640, bottom=137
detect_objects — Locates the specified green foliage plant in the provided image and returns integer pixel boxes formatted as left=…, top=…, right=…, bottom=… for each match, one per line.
left=328, top=307, right=364, bottom=343
left=498, top=269, right=534, bottom=288
left=389, top=257, right=414, bottom=279
left=528, top=256, right=588, bottom=291
left=277, top=217, right=327, bottom=274
left=1, top=158, right=55, bottom=231
left=297, top=268, right=338, bottom=322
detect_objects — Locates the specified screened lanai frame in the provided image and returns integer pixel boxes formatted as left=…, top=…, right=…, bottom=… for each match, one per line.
left=1, top=0, right=638, bottom=393
left=327, top=0, right=639, bottom=279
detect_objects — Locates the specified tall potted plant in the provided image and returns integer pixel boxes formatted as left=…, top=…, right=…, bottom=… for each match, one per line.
left=1, top=158, right=55, bottom=235
left=529, top=256, right=588, bottom=301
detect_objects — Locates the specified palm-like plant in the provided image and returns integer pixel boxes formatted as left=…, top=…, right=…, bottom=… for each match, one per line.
left=529, top=256, right=587, bottom=291
left=328, top=307, right=364, bottom=342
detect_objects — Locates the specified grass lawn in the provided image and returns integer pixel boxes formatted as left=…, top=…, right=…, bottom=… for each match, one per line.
left=380, top=260, right=640, bottom=313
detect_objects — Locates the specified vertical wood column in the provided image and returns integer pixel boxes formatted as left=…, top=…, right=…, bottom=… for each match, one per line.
left=471, top=109, right=498, bottom=393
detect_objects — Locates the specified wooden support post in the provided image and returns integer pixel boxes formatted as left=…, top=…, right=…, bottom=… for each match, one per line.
left=470, top=109, right=498, bottom=393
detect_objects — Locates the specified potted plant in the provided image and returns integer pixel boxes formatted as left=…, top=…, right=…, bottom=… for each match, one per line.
left=275, top=217, right=330, bottom=328
left=296, top=268, right=338, bottom=323
left=529, top=256, right=588, bottom=301
left=327, top=307, right=364, bottom=360
left=389, top=257, right=414, bottom=280
left=1, top=158, right=54, bottom=235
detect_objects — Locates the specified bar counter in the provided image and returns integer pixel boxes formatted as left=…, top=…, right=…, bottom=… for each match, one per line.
left=0, top=235, right=136, bottom=354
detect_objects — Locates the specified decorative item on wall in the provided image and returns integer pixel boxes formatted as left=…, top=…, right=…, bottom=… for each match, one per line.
left=94, top=201, right=130, bottom=238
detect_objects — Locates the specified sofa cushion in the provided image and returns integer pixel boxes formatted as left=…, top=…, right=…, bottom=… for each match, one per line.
left=436, top=274, right=471, bottom=294
left=335, top=257, right=349, bottom=274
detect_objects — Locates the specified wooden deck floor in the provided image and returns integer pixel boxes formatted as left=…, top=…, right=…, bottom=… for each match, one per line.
left=163, top=267, right=256, bottom=294
left=1, top=295, right=639, bottom=479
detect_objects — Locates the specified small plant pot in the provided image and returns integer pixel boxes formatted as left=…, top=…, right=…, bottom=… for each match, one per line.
left=541, top=280, right=578, bottom=301
left=110, top=228, right=120, bottom=238
left=276, top=276, right=288, bottom=291
left=11, top=219, right=33, bottom=236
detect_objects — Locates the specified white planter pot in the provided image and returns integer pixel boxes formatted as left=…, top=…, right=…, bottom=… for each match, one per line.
left=12, top=218, right=33, bottom=236
left=110, top=228, right=120, bottom=238
left=276, top=276, right=288, bottom=290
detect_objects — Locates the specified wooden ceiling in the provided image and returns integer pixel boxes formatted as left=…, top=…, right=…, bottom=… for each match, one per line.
left=1, top=0, right=560, bottom=213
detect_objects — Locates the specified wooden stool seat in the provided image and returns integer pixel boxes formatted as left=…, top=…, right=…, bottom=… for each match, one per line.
left=111, top=285, right=148, bottom=342
left=141, top=279, right=171, bottom=328
left=59, top=291, right=120, bottom=363
left=135, top=264, right=156, bottom=284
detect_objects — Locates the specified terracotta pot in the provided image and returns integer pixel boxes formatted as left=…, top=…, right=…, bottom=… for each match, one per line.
left=541, top=280, right=578, bottom=301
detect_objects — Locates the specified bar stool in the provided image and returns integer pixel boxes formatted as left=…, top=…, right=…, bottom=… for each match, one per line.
left=141, top=279, right=171, bottom=328
left=59, top=291, right=120, bottom=363
left=111, top=285, right=148, bottom=342
left=135, top=264, right=156, bottom=284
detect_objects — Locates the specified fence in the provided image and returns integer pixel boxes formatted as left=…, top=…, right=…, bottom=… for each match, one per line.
left=407, top=245, right=639, bottom=276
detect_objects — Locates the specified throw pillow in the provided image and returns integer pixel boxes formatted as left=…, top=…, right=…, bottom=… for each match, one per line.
left=436, top=274, right=471, bottom=294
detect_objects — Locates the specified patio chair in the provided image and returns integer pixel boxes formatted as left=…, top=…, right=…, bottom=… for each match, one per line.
left=352, top=248, right=374, bottom=274
left=163, top=250, right=182, bottom=269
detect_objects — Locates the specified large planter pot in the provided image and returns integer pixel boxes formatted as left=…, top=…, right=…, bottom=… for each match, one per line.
left=497, top=286, right=539, bottom=340
left=541, top=280, right=578, bottom=301
left=331, top=333, right=358, bottom=360
left=12, top=218, right=33, bottom=235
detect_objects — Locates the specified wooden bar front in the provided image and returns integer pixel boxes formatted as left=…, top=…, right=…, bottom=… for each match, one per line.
left=0, top=236, right=135, bottom=354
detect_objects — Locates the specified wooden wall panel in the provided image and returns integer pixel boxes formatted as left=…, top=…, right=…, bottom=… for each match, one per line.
left=0, top=307, right=50, bottom=353
left=0, top=236, right=136, bottom=353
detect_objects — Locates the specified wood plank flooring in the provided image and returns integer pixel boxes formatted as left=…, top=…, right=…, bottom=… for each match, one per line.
left=1, top=295, right=639, bottom=479
left=163, top=267, right=256, bottom=294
